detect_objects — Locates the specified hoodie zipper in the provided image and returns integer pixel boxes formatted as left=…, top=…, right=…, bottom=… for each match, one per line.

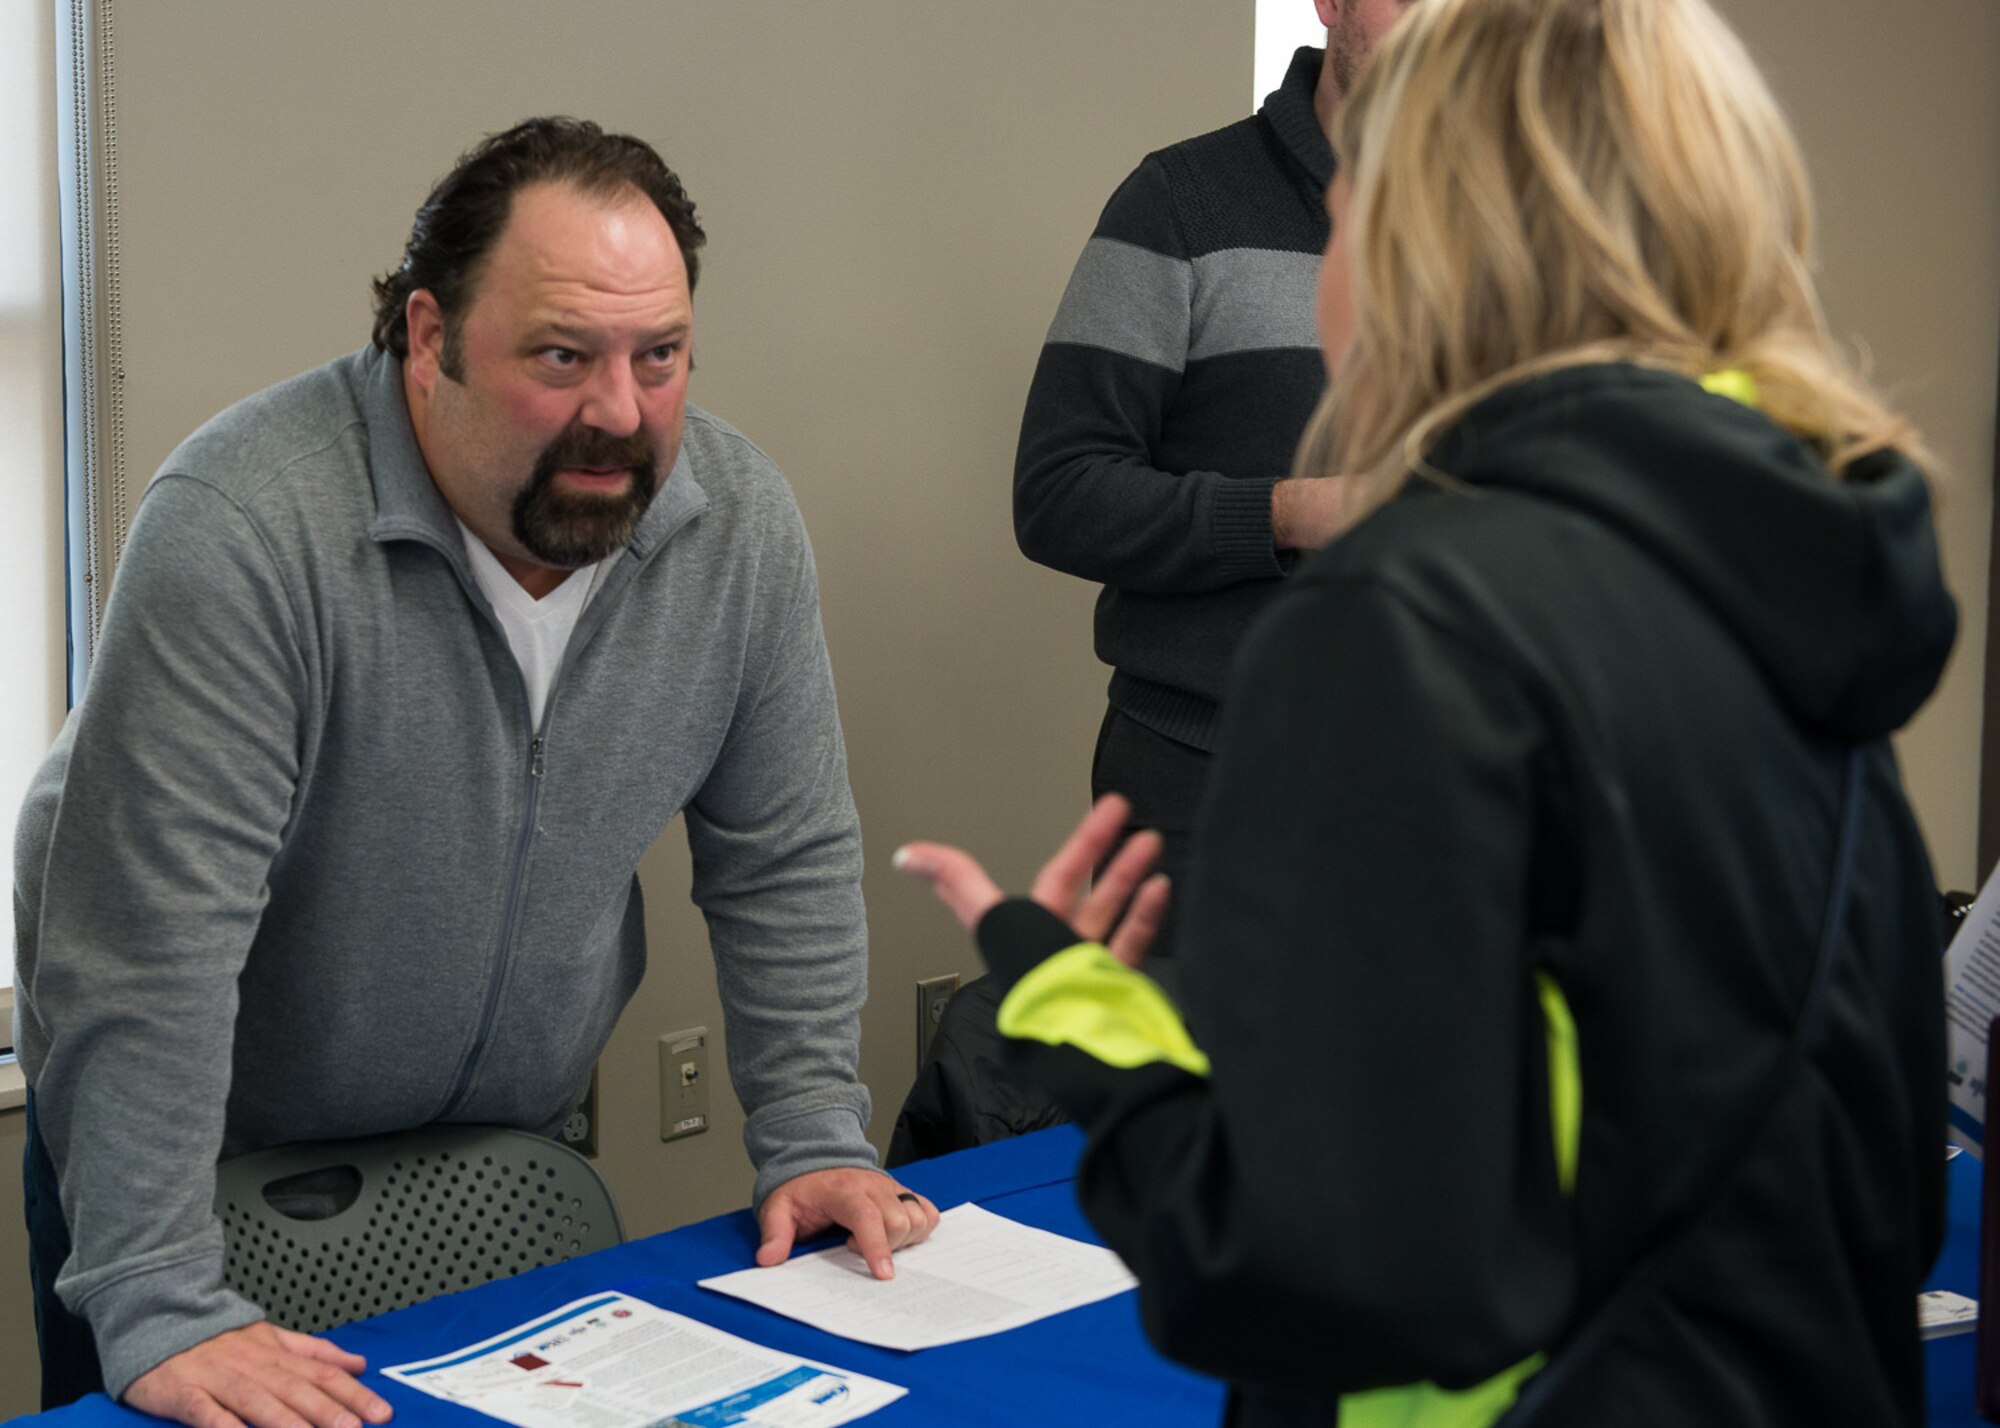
left=415, top=503, right=695, bottom=1122
left=437, top=714, right=547, bottom=1120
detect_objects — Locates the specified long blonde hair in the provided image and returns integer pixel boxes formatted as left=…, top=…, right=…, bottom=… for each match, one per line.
left=1296, top=0, right=1921, bottom=530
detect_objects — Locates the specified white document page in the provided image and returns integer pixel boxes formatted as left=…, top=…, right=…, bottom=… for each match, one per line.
left=383, top=1292, right=904, bottom=1428
left=698, top=1202, right=1138, bottom=1351
left=1920, top=1289, right=1979, bottom=1341
left=1944, top=871, right=2000, bottom=1150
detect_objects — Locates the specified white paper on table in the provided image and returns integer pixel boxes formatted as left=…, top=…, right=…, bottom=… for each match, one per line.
left=383, top=1291, right=904, bottom=1428
left=1944, top=870, right=2000, bottom=1152
left=1920, top=1289, right=1979, bottom=1340
left=698, top=1202, right=1138, bottom=1351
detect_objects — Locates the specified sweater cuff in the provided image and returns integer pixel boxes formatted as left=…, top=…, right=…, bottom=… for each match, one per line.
left=996, top=944, right=1208, bottom=1078
left=747, top=1097, right=879, bottom=1208
left=1207, top=475, right=1285, bottom=582
left=77, top=1249, right=264, bottom=1401
left=975, top=899, right=1082, bottom=987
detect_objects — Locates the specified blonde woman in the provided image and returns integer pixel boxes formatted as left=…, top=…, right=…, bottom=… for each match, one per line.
left=899, top=0, right=1955, bottom=1423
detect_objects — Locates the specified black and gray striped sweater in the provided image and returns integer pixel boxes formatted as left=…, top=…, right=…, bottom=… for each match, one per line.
left=1013, top=46, right=1334, bottom=752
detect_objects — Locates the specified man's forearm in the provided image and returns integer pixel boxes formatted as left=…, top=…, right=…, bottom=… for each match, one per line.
left=1015, top=342, right=1286, bottom=593
left=25, top=475, right=308, bottom=1398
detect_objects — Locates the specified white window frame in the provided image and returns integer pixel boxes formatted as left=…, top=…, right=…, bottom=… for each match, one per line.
left=1254, top=0, right=1326, bottom=108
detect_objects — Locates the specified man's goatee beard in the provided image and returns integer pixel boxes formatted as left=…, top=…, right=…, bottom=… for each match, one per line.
left=512, top=423, right=661, bottom=568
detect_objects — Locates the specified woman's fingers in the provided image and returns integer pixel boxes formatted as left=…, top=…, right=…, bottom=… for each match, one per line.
left=1106, top=873, right=1171, bottom=967
left=1029, top=795, right=1133, bottom=916
left=901, top=794, right=1169, bottom=952
left=1071, top=829, right=1163, bottom=944
left=893, top=842, right=1006, bottom=931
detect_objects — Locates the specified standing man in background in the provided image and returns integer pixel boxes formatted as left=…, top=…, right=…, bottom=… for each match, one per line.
left=1013, top=1, right=1413, bottom=960
left=16, top=117, right=935, bottom=1428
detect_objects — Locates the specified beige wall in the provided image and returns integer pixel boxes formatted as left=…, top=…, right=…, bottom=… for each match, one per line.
left=1712, top=0, right=2000, bottom=892
left=4, top=10, right=1252, bottom=1405
left=39, top=0, right=1230, bottom=1231
left=4, top=0, right=1995, bottom=1408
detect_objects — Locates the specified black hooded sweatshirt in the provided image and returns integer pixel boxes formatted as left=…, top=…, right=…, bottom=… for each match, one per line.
left=978, top=363, right=1957, bottom=1427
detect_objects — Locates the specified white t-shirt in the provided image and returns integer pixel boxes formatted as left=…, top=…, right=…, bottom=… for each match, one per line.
left=457, top=520, right=613, bottom=732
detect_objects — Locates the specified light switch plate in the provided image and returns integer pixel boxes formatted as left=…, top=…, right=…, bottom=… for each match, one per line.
left=917, top=974, right=960, bottom=1069
left=659, top=1027, right=709, bottom=1141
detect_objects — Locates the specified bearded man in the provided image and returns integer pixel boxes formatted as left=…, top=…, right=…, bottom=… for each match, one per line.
left=13, top=116, right=934, bottom=1428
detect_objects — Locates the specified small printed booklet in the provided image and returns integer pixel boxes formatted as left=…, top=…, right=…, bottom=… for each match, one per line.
left=1920, top=1288, right=1979, bottom=1341
left=383, top=1292, right=904, bottom=1428
left=699, top=1202, right=1138, bottom=1352
left=1944, top=870, right=2000, bottom=1151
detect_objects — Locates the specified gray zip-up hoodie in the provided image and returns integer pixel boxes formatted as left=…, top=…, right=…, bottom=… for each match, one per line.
left=12, top=346, right=877, bottom=1397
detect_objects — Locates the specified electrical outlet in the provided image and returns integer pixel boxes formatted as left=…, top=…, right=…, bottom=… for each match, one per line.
left=659, top=1027, right=710, bottom=1142
left=561, top=1066, right=601, bottom=1157
left=917, top=974, right=960, bottom=1069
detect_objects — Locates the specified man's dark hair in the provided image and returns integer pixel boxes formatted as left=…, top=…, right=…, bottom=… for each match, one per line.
left=370, top=116, right=706, bottom=376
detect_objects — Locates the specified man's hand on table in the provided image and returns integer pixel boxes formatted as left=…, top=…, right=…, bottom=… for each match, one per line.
left=125, top=1321, right=392, bottom=1428
left=755, top=1167, right=941, bottom=1280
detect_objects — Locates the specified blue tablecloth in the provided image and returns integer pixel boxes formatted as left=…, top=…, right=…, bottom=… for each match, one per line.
left=15, top=1130, right=1990, bottom=1425
left=1926, top=1148, right=1984, bottom=1425
left=14, top=1128, right=1224, bottom=1427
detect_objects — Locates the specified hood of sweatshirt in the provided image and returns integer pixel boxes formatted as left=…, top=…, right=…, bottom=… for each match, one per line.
left=1423, top=363, right=1957, bottom=741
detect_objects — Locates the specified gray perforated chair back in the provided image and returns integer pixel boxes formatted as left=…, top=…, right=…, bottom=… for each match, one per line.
left=213, top=1124, right=624, bottom=1333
